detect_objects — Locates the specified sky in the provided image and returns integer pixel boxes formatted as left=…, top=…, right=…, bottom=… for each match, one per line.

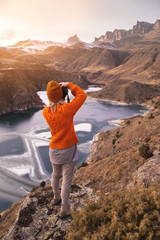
left=0, top=0, right=160, bottom=46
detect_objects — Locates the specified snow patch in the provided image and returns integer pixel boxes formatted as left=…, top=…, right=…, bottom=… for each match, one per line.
left=109, top=119, right=124, bottom=126
left=37, top=91, right=49, bottom=105
left=85, top=86, right=102, bottom=93
left=75, top=123, right=92, bottom=132
left=3, top=166, right=33, bottom=176
left=78, top=141, right=92, bottom=154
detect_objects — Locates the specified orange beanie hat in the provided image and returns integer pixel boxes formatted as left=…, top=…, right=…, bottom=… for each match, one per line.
left=47, top=80, right=63, bottom=102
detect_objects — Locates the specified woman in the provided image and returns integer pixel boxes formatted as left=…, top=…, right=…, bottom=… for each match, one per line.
left=43, top=80, right=87, bottom=218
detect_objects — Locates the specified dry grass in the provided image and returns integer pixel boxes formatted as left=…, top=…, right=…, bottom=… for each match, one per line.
left=66, top=183, right=160, bottom=240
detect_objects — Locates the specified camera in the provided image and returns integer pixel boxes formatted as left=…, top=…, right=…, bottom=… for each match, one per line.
left=62, top=86, right=70, bottom=103
left=62, top=86, right=68, bottom=99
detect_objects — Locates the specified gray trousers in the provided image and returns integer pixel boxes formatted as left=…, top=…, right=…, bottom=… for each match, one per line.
left=50, top=161, right=76, bottom=205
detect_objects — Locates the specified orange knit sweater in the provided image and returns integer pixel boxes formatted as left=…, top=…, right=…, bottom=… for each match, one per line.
left=43, top=82, right=87, bottom=149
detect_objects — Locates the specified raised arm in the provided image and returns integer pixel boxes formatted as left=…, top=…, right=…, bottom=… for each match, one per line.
left=61, top=82, right=87, bottom=116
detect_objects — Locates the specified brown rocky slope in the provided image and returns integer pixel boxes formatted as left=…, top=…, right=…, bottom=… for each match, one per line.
left=73, top=96, right=160, bottom=193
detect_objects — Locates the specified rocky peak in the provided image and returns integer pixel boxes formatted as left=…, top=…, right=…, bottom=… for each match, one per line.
left=95, top=29, right=127, bottom=43
left=131, top=21, right=154, bottom=34
left=154, top=19, right=160, bottom=29
left=67, top=34, right=80, bottom=44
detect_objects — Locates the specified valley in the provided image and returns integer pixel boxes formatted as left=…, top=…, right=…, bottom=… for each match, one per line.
left=0, top=20, right=160, bottom=115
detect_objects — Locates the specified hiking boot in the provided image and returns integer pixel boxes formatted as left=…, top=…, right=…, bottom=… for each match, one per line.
left=53, top=192, right=61, bottom=205
left=59, top=204, right=71, bottom=219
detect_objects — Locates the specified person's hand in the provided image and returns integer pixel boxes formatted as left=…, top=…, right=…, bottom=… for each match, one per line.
left=59, top=82, right=69, bottom=87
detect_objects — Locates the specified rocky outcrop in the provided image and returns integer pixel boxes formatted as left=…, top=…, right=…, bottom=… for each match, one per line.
left=1, top=184, right=98, bottom=240
left=95, top=19, right=159, bottom=43
left=131, top=143, right=160, bottom=187
left=132, top=155, right=160, bottom=187
left=95, top=29, right=128, bottom=42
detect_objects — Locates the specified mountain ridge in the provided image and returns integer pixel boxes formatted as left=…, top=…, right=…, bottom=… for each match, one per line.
left=95, top=19, right=160, bottom=44
left=5, top=19, right=160, bottom=52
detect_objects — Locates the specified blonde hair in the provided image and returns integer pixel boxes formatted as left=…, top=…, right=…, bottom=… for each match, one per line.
left=49, top=100, right=64, bottom=113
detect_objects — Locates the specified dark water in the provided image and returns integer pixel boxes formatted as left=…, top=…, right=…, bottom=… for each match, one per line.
left=0, top=95, right=148, bottom=213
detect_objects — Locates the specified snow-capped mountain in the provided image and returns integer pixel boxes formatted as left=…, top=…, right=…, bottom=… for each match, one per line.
left=7, top=36, right=99, bottom=53
left=8, top=39, right=66, bottom=53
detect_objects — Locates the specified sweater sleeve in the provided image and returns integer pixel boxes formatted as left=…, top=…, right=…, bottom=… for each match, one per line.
left=64, top=82, right=87, bottom=116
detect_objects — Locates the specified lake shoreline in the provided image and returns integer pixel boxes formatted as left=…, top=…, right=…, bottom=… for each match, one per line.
left=0, top=83, right=153, bottom=117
